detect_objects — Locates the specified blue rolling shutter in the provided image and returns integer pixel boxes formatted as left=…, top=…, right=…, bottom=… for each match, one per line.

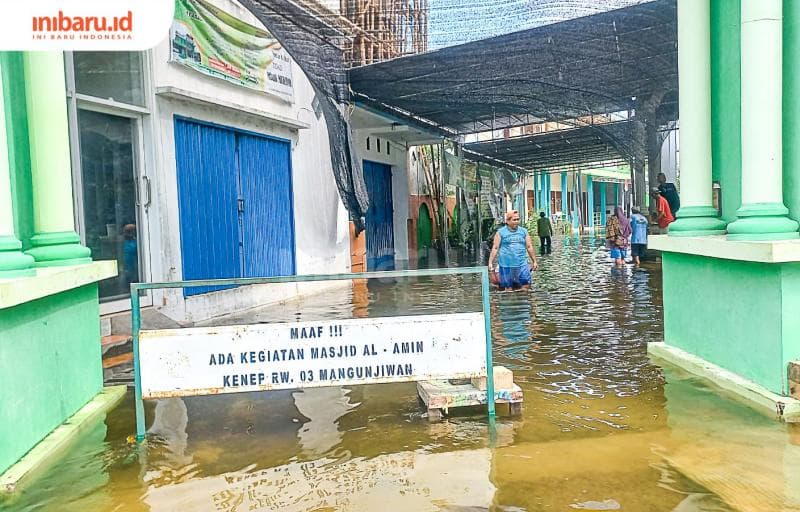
left=174, top=119, right=241, bottom=296
left=238, top=134, right=295, bottom=277
left=363, top=160, right=395, bottom=271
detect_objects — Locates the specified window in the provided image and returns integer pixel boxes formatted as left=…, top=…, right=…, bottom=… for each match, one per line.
left=73, top=52, right=145, bottom=106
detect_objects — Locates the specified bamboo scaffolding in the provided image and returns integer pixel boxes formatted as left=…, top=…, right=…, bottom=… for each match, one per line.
left=336, top=0, right=428, bottom=66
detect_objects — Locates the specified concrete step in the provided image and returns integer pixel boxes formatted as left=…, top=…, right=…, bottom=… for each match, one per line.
left=102, top=306, right=185, bottom=337
left=100, top=334, right=133, bottom=388
left=99, top=307, right=184, bottom=388
left=102, top=346, right=134, bottom=387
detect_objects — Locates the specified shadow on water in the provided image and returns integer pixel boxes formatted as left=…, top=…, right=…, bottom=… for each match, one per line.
left=5, top=236, right=799, bottom=511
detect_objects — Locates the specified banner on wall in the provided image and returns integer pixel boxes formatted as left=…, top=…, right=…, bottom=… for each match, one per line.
left=170, top=0, right=294, bottom=101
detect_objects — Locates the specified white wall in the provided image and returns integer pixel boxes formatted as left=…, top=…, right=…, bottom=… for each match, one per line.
left=352, top=129, right=410, bottom=263
left=661, top=122, right=679, bottom=185
left=146, top=0, right=349, bottom=322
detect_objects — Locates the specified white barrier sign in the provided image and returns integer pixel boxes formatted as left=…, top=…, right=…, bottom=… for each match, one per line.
left=139, top=313, right=486, bottom=399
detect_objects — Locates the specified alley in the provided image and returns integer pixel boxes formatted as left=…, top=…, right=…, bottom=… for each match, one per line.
left=8, top=238, right=799, bottom=511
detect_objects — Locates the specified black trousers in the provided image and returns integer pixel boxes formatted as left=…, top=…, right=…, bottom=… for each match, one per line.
left=539, top=236, right=552, bottom=254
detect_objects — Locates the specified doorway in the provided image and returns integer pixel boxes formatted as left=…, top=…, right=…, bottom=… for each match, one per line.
left=363, top=160, right=395, bottom=271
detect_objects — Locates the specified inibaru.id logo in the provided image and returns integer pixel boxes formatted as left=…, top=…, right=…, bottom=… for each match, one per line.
left=32, top=10, right=133, bottom=40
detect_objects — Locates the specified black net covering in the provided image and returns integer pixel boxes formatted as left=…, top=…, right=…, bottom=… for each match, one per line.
left=239, top=0, right=371, bottom=232
left=239, top=0, right=677, bottom=219
left=350, top=0, right=677, bottom=171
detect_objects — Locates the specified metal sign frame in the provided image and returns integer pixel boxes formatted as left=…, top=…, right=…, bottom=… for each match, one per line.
left=131, top=267, right=495, bottom=441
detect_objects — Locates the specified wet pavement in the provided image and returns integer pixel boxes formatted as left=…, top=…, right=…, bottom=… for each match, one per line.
left=4, top=235, right=800, bottom=511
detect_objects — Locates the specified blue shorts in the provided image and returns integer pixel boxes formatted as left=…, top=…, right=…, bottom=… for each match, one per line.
left=498, top=265, right=531, bottom=289
left=610, top=247, right=627, bottom=260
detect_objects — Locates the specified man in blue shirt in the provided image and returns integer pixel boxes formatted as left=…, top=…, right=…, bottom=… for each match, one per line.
left=489, top=210, right=539, bottom=290
left=630, top=206, right=649, bottom=268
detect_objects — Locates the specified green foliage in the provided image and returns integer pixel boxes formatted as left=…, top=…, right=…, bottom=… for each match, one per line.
left=526, top=211, right=539, bottom=237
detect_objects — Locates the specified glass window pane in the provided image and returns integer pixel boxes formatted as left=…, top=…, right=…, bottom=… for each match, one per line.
left=73, top=52, right=145, bottom=106
left=78, top=109, right=141, bottom=300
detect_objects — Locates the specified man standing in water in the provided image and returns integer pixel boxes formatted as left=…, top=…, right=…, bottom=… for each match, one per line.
left=489, top=210, right=539, bottom=291
left=537, top=211, right=553, bottom=254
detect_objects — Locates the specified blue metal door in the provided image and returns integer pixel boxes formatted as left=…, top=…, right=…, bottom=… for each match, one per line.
left=175, top=118, right=296, bottom=296
left=238, top=134, right=295, bottom=278
left=174, top=119, right=241, bottom=296
left=363, top=160, right=395, bottom=271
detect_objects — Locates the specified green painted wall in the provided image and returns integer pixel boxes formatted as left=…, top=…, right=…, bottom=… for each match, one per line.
left=0, top=284, right=103, bottom=475
left=781, top=265, right=800, bottom=383
left=662, top=253, right=796, bottom=395
left=710, top=0, right=742, bottom=223
left=0, top=52, right=34, bottom=249
left=784, top=0, right=800, bottom=222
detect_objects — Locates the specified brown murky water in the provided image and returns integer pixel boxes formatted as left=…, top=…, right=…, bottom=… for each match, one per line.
left=5, top=236, right=800, bottom=511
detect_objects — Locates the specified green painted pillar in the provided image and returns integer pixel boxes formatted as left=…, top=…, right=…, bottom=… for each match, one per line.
left=560, top=171, right=568, bottom=217
left=572, top=172, right=580, bottom=228
left=0, top=63, right=34, bottom=278
left=22, top=52, right=91, bottom=265
left=599, top=182, right=607, bottom=225
left=544, top=172, right=551, bottom=216
left=784, top=0, right=800, bottom=222
left=614, top=182, right=620, bottom=208
left=587, top=175, right=594, bottom=228
left=670, top=0, right=728, bottom=236
left=711, top=0, right=742, bottom=224
left=728, top=0, right=799, bottom=239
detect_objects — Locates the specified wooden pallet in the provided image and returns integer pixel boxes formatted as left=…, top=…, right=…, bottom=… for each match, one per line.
left=417, top=380, right=524, bottom=421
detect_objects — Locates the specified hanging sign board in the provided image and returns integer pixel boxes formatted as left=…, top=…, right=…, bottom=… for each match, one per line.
left=139, top=312, right=486, bottom=399
left=170, top=0, right=294, bottom=101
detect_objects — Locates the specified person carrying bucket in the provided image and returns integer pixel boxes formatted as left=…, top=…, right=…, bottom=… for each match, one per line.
left=489, top=210, right=539, bottom=291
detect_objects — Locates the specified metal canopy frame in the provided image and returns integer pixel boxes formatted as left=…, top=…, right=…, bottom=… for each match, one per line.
left=464, top=120, right=633, bottom=172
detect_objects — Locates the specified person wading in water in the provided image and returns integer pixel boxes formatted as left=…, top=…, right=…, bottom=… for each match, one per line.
left=605, top=206, right=632, bottom=267
left=489, top=210, right=539, bottom=291
left=537, top=211, right=553, bottom=254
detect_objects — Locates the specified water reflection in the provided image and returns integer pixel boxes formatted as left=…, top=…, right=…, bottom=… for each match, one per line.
left=143, top=449, right=495, bottom=512
left=493, top=291, right=534, bottom=361
left=8, top=236, right=800, bottom=511
left=293, top=387, right=358, bottom=456
left=148, top=398, right=192, bottom=467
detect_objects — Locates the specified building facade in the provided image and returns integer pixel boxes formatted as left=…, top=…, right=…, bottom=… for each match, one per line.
left=64, top=0, right=352, bottom=324
left=527, top=167, right=630, bottom=231
left=650, top=0, right=800, bottom=416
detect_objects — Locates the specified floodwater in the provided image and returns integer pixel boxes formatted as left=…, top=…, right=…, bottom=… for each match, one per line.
left=5, top=236, right=800, bottom=511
